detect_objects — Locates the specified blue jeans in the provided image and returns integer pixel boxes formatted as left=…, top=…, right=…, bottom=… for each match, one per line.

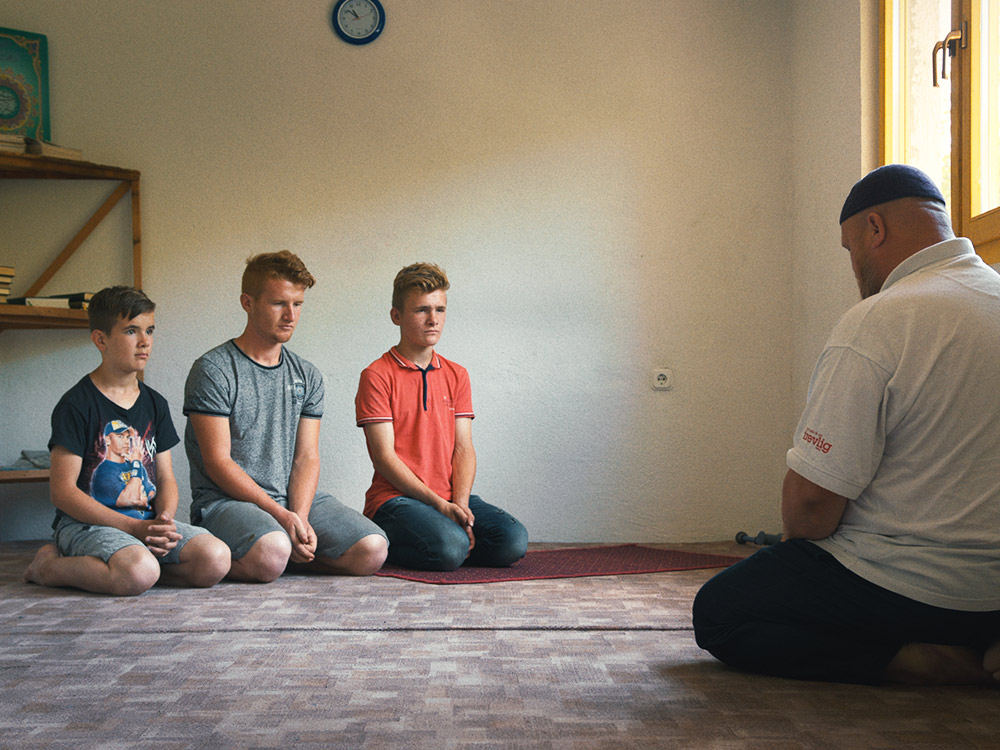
left=373, top=495, right=528, bottom=571
left=693, top=538, right=1000, bottom=684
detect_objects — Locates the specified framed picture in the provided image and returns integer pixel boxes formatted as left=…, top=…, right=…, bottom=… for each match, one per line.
left=0, top=27, right=51, bottom=141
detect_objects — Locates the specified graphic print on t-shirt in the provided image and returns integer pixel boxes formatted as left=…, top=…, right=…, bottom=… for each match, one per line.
left=87, top=419, right=158, bottom=519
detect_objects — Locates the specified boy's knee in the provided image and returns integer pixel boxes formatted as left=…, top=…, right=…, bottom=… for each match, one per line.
left=108, top=546, right=161, bottom=596
left=435, top=535, right=471, bottom=571
left=185, top=535, right=232, bottom=586
left=472, top=513, right=528, bottom=567
left=238, top=531, right=292, bottom=582
left=341, top=534, right=389, bottom=576
left=491, top=522, right=529, bottom=566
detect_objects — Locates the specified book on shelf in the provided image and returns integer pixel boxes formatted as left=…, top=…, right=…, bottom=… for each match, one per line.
left=0, top=134, right=26, bottom=154
left=25, top=138, right=82, bottom=160
left=34, top=291, right=93, bottom=302
left=0, top=265, right=15, bottom=303
left=6, top=293, right=91, bottom=309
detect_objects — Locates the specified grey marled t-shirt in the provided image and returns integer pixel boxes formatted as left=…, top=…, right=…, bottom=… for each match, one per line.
left=183, top=340, right=323, bottom=519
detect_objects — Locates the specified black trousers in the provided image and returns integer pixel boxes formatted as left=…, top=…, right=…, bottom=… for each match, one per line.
left=692, top=538, right=1000, bottom=684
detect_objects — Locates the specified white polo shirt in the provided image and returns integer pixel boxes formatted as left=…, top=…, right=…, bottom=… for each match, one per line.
left=787, top=238, right=1000, bottom=611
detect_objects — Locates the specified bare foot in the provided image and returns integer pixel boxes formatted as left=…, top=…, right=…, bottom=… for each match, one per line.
left=983, top=640, right=1000, bottom=681
left=23, top=543, right=60, bottom=585
left=884, top=642, right=995, bottom=686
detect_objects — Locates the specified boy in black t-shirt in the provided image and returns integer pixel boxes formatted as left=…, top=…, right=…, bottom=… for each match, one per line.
left=23, top=287, right=230, bottom=595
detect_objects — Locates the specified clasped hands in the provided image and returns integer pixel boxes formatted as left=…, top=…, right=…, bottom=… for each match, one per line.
left=440, top=502, right=476, bottom=553
left=280, top=509, right=318, bottom=564
left=134, top=512, right=182, bottom=557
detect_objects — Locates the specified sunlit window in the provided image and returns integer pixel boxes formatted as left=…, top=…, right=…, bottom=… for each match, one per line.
left=883, top=0, right=952, bottom=201
left=972, top=0, right=999, bottom=215
left=882, top=0, right=1000, bottom=262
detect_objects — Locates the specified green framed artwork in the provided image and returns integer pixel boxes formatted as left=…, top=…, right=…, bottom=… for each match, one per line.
left=0, top=27, right=51, bottom=141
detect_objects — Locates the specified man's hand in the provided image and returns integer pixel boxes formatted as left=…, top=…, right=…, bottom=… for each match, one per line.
left=280, top=510, right=317, bottom=564
left=135, top=512, right=181, bottom=557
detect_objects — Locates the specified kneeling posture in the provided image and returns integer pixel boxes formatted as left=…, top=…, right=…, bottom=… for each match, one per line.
left=25, top=287, right=230, bottom=595
left=184, top=251, right=388, bottom=582
left=693, top=166, right=1000, bottom=685
left=356, top=262, right=528, bottom=571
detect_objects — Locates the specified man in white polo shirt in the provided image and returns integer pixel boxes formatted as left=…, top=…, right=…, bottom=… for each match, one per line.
left=693, top=165, right=1000, bottom=685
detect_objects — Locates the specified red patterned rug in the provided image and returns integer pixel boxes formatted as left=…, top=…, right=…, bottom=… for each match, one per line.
left=374, top=544, right=741, bottom=584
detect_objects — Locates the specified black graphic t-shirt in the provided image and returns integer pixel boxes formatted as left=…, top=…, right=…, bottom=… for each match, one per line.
left=49, top=375, right=179, bottom=525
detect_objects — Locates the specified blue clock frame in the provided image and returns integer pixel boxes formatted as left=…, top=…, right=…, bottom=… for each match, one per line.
left=331, top=0, right=385, bottom=46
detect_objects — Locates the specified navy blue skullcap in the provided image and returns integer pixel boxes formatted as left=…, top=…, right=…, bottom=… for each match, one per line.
left=839, top=164, right=946, bottom=224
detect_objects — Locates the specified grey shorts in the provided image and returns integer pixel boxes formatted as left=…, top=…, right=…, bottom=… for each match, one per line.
left=196, top=492, right=387, bottom=561
left=53, top=514, right=210, bottom=565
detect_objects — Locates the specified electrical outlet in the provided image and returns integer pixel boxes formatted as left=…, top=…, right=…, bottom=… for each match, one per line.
left=652, top=368, right=673, bottom=391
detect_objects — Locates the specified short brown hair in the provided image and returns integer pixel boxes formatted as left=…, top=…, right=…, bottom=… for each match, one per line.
left=242, top=250, right=316, bottom=297
left=88, top=286, right=155, bottom=334
left=392, top=262, right=450, bottom=310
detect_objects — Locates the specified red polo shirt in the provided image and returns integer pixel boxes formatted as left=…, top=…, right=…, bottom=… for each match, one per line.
left=355, top=347, right=475, bottom=517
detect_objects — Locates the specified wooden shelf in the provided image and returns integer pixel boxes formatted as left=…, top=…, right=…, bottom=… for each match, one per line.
left=0, top=305, right=89, bottom=331
left=1, top=152, right=141, bottom=488
left=0, top=152, right=141, bottom=333
left=0, top=469, right=50, bottom=483
left=0, top=152, right=139, bottom=182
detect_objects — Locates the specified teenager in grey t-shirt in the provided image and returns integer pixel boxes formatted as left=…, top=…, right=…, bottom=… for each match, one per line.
left=184, top=339, right=323, bottom=519
left=181, top=250, right=387, bottom=581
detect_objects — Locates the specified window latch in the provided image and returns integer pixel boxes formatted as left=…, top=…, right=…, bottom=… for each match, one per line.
left=933, top=22, right=968, bottom=87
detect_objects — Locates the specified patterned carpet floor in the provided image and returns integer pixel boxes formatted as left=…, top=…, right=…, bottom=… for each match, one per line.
left=2, top=540, right=999, bottom=749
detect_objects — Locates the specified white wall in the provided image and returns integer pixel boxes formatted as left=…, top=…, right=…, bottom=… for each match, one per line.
left=0, top=1, right=869, bottom=543
left=789, top=0, right=880, bottom=402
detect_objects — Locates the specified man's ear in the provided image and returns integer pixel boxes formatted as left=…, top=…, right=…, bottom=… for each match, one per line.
left=867, top=211, right=887, bottom=249
left=91, top=328, right=107, bottom=352
left=389, top=307, right=401, bottom=326
left=239, top=292, right=253, bottom=313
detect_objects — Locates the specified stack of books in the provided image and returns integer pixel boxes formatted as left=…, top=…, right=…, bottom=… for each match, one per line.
left=6, top=291, right=94, bottom=309
left=0, top=135, right=83, bottom=159
left=0, top=134, right=26, bottom=154
left=0, top=265, right=13, bottom=302
left=26, top=138, right=82, bottom=160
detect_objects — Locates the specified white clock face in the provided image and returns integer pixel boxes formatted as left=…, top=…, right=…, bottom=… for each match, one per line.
left=338, top=0, right=381, bottom=39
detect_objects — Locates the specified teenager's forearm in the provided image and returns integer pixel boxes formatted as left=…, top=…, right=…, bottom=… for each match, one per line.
left=50, top=448, right=147, bottom=537
left=286, top=456, right=320, bottom=517
left=204, top=458, right=287, bottom=518
left=153, top=475, right=180, bottom=519
left=450, top=444, right=477, bottom=507
left=371, top=452, right=448, bottom=511
left=51, top=486, right=146, bottom=537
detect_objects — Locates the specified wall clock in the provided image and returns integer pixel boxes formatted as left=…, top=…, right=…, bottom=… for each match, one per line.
left=332, top=0, right=385, bottom=45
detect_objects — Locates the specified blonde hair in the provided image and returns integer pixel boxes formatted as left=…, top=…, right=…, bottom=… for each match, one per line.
left=392, top=262, right=449, bottom=310
left=242, top=250, right=316, bottom=297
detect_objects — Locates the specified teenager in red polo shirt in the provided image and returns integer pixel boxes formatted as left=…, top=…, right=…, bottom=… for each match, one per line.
left=355, top=262, right=528, bottom=571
